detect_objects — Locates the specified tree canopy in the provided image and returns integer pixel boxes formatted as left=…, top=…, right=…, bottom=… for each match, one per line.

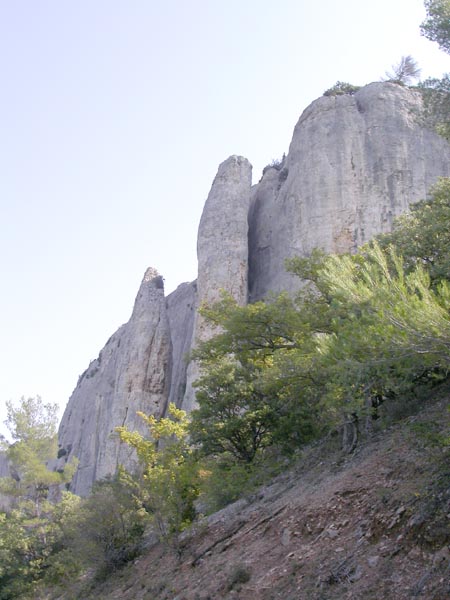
left=189, top=179, right=450, bottom=464
left=384, top=55, right=421, bottom=85
left=1, top=397, right=76, bottom=507
left=421, top=0, right=450, bottom=54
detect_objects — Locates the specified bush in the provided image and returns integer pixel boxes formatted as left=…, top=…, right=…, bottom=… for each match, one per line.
left=61, top=472, right=148, bottom=578
left=198, top=450, right=286, bottom=514
left=323, top=81, right=361, bottom=96
left=198, top=457, right=254, bottom=513
left=262, top=153, right=286, bottom=176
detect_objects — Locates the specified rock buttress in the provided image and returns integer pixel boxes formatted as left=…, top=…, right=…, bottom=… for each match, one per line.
left=57, top=268, right=171, bottom=496
left=166, top=281, right=197, bottom=409
left=248, top=82, right=450, bottom=301
left=182, top=155, right=252, bottom=412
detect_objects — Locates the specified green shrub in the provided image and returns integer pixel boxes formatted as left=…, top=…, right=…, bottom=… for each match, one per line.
left=323, top=81, right=360, bottom=96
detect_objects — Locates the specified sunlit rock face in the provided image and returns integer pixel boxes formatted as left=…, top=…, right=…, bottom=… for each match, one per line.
left=57, top=269, right=171, bottom=496
left=182, top=155, right=253, bottom=412
left=248, top=82, right=450, bottom=300
left=57, top=83, right=450, bottom=494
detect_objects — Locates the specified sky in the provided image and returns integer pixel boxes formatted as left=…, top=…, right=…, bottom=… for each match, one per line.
left=0, top=0, right=449, bottom=437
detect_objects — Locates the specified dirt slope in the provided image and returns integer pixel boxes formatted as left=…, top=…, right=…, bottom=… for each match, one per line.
left=73, top=396, right=450, bottom=600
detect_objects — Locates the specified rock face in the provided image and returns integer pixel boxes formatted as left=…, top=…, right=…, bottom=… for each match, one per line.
left=182, top=155, right=253, bottom=412
left=248, top=82, right=450, bottom=300
left=57, top=268, right=172, bottom=496
left=166, top=281, right=197, bottom=409
left=57, top=82, right=450, bottom=494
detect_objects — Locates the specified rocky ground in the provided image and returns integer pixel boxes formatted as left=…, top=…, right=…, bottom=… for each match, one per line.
left=58, top=393, right=449, bottom=600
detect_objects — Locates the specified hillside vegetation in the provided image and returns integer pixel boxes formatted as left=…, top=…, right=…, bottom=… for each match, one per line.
left=56, top=389, right=450, bottom=600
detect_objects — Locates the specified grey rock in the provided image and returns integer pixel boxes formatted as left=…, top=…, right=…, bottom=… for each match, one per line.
left=281, top=528, right=292, bottom=546
left=367, top=555, right=380, bottom=567
left=57, top=268, right=171, bottom=496
left=349, top=565, right=363, bottom=582
left=166, top=281, right=197, bottom=408
left=432, top=545, right=450, bottom=566
left=326, top=528, right=339, bottom=539
left=182, top=155, right=252, bottom=411
left=249, top=82, right=450, bottom=300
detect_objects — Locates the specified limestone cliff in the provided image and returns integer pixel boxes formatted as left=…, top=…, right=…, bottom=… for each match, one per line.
left=248, top=82, right=450, bottom=300
left=166, top=281, right=197, bottom=409
left=57, top=82, right=450, bottom=495
left=183, top=155, right=252, bottom=412
left=57, top=268, right=171, bottom=496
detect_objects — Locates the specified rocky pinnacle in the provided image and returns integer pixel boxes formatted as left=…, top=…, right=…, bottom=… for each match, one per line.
left=56, top=268, right=171, bottom=496
left=182, top=155, right=253, bottom=412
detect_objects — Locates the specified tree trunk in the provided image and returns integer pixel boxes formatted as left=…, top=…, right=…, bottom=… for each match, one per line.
left=342, top=413, right=358, bottom=453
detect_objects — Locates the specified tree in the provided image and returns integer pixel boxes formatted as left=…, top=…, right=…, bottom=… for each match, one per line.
left=316, top=242, right=450, bottom=419
left=421, top=0, right=450, bottom=54
left=190, top=291, right=327, bottom=461
left=116, top=405, right=200, bottom=546
left=419, top=75, right=450, bottom=140
left=190, top=177, right=450, bottom=465
left=378, top=178, right=450, bottom=284
left=418, top=2, right=450, bottom=139
left=384, top=55, right=421, bottom=85
left=191, top=357, right=277, bottom=463
left=57, top=470, right=148, bottom=577
left=0, top=397, right=76, bottom=515
left=0, top=398, right=80, bottom=599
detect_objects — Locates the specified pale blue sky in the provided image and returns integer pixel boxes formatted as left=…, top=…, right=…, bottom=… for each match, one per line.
left=0, top=0, right=449, bottom=436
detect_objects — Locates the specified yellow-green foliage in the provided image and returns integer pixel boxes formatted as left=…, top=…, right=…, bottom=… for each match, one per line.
left=0, top=397, right=77, bottom=506
left=0, top=397, right=80, bottom=599
left=116, top=404, right=200, bottom=540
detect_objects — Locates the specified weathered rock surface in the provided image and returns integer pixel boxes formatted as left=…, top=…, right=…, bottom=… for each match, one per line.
left=182, top=155, right=252, bottom=412
left=166, top=281, right=197, bottom=408
left=248, top=82, right=450, bottom=300
left=57, top=268, right=172, bottom=496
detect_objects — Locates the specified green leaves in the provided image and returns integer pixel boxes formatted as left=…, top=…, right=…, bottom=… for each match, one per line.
left=0, top=397, right=81, bottom=598
left=191, top=280, right=332, bottom=462
left=378, top=178, right=450, bottom=283
left=419, top=75, right=450, bottom=141
left=317, top=241, right=450, bottom=410
left=4, top=396, right=58, bottom=444
left=116, top=405, right=200, bottom=541
left=1, top=397, right=76, bottom=505
left=191, top=179, right=450, bottom=462
left=192, top=357, right=276, bottom=462
left=421, top=0, right=450, bottom=54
